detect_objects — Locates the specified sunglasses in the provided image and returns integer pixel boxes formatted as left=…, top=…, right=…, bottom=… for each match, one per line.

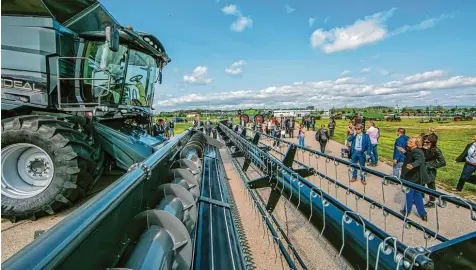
left=355, top=128, right=362, bottom=130
left=424, top=141, right=430, bottom=143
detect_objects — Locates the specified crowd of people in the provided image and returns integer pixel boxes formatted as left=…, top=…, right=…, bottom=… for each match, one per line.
left=343, top=120, right=475, bottom=221
left=153, top=118, right=175, bottom=139
left=156, top=114, right=475, bottom=210
left=243, top=115, right=475, bottom=221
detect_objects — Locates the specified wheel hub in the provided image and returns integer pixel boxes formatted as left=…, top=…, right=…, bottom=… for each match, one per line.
left=2, top=143, right=55, bottom=199
left=26, top=158, right=51, bottom=178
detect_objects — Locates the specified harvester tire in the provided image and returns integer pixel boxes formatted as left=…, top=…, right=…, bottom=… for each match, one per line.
left=1, top=115, right=104, bottom=222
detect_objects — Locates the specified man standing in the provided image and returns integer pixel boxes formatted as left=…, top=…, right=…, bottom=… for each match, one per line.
left=290, top=118, right=295, bottom=138
left=393, top=128, right=409, bottom=179
left=328, top=117, right=336, bottom=139
left=205, top=118, right=212, bottom=136
left=453, top=134, right=476, bottom=192
left=347, top=124, right=372, bottom=185
left=366, top=121, right=380, bottom=166
left=169, top=119, right=175, bottom=137
left=315, top=124, right=330, bottom=153
left=154, top=119, right=165, bottom=138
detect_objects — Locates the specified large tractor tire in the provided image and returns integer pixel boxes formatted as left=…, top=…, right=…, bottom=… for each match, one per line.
left=1, top=115, right=105, bottom=222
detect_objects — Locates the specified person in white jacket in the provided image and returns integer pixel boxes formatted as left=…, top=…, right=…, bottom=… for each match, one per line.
left=366, top=121, right=380, bottom=166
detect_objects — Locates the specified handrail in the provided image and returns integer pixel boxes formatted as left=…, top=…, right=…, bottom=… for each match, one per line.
left=2, top=129, right=192, bottom=270
left=56, top=56, right=114, bottom=109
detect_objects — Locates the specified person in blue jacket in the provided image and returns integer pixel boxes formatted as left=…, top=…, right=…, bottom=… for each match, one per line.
left=347, top=124, right=372, bottom=185
left=393, top=128, right=409, bottom=179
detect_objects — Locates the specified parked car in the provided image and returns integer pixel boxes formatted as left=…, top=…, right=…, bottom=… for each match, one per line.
left=171, top=117, right=187, bottom=123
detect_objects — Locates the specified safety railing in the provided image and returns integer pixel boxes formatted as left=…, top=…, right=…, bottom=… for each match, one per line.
left=220, top=123, right=476, bottom=269
left=246, top=127, right=476, bottom=214
left=57, top=56, right=114, bottom=110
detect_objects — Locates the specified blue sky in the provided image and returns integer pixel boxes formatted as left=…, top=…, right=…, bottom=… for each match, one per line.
left=102, top=0, right=476, bottom=110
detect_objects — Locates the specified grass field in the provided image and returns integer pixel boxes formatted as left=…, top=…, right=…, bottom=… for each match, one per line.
left=173, top=118, right=476, bottom=196
left=310, top=118, right=476, bottom=196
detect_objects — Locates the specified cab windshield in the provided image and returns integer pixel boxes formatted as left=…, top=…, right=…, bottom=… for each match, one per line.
left=83, top=41, right=128, bottom=104
left=83, top=41, right=159, bottom=107
left=123, top=49, right=158, bottom=107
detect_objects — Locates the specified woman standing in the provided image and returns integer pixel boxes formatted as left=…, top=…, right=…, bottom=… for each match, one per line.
left=400, top=136, right=430, bottom=221
left=422, top=134, right=446, bottom=208
left=298, top=124, right=305, bottom=147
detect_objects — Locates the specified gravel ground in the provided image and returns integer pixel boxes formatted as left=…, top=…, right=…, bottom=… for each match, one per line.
left=1, top=174, right=119, bottom=262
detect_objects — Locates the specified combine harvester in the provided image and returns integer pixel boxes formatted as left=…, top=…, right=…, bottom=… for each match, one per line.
left=2, top=1, right=252, bottom=269
left=2, top=1, right=475, bottom=270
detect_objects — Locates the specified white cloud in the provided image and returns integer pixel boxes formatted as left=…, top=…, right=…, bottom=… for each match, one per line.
left=225, top=60, right=246, bottom=75
left=361, top=67, right=371, bottom=73
left=391, top=14, right=453, bottom=36
left=309, top=17, right=316, bottom=27
left=183, top=66, right=213, bottom=84
left=310, top=9, right=452, bottom=53
left=324, top=16, right=330, bottom=24
left=285, top=4, right=295, bottom=13
left=222, top=4, right=240, bottom=16
left=160, top=70, right=476, bottom=110
left=231, top=17, right=253, bottom=32
left=340, top=70, right=350, bottom=77
left=222, top=4, right=253, bottom=32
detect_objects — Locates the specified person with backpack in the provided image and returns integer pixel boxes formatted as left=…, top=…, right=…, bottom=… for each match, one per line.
left=366, top=121, right=380, bottom=166
left=315, top=124, right=329, bottom=153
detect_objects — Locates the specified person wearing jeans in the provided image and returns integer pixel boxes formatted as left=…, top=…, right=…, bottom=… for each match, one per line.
left=366, top=121, right=380, bottom=166
left=298, top=124, right=305, bottom=147
left=169, top=120, right=175, bottom=137
left=393, top=128, right=409, bottom=179
left=347, top=124, right=372, bottom=185
left=400, top=136, right=429, bottom=221
left=453, top=134, right=476, bottom=192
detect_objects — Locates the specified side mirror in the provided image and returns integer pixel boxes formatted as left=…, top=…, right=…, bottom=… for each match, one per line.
left=105, top=25, right=119, bottom=52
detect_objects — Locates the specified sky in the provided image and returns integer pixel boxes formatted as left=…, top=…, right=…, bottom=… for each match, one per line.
left=101, top=0, right=476, bottom=111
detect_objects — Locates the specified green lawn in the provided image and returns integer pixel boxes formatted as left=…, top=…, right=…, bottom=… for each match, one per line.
left=175, top=117, right=476, bottom=196
left=312, top=118, right=476, bottom=196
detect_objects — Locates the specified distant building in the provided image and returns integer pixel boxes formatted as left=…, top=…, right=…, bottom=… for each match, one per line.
left=322, top=109, right=330, bottom=116
left=186, top=112, right=199, bottom=118
left=273, top=109, right=313, bottom=117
